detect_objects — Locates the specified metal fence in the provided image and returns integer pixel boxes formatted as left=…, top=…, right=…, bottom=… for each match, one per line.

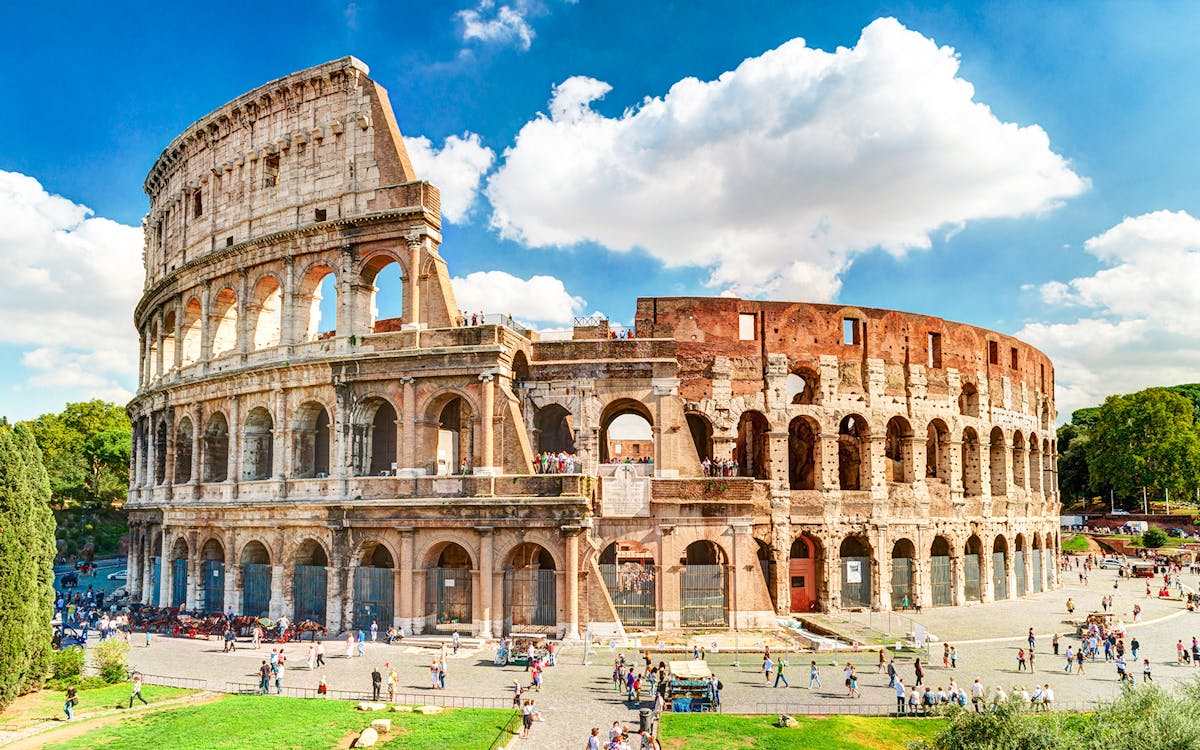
left=243, top=563, right=271, bottom=618
left=964, top=554, right=981, bottom=602
left=742, top=699, right=1105, bottom=716
left=599, top=564, right=656, bottom=629
left=171, top=559, right=187, bottom=608
left=353, top=567, right=394, bottom=630
left=137, top=672, right=211, bottom=690
left=223, top=682, right=508, bottom=708
left=891, top=557, right=915, bottom=609
left=203, top=560, right=225, bottom=614
left=680, top=565, right=727, bottom=627
left=426, top=567, right=472, bottom=626
left=993, top=552, right=1008, bottom=600
left=294, top=565, right=328, bottom=625
left=821, top=609, right=923, bottom=646
left=504, top=568, right=556, bottom=632
left=931, top=556, right=952, bottom=607
left=1015, top=551, right=1027, bottom=597
left=150, top=557, right=161, bottom=607
left=841, top=557, right=871, bottom=609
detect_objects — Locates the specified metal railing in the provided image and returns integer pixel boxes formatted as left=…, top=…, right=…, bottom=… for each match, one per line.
left=223, top=682, right=508, bottom=708
left=486, top=710, right=522, bottom=750
left=736, top=699, right=1105, bottom=716
left=135, top=672, right=211, bottom=690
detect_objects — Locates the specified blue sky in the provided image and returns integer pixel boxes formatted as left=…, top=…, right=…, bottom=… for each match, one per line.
left=2, top=0, right=1199, bottom=421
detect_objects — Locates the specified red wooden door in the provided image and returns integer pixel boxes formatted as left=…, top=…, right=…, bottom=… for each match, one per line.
left=789, top=558, right=815, bottom=612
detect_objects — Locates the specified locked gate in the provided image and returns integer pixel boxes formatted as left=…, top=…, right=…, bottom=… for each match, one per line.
left=931, top=555, right=952, bottom=607
left=353, top=567, right=394, bottom=630
left=202, top=560, right=225, bottom=613
left=242, top=563, right=271, bottom=617
left=680, top=564, right=727, bottom=626
left=841, top=556, right=872, bottom=609
left=992, top=552, right=1008, bottom=600
left=964, top=554, right=981, bottom=602
left=891, top=557, right=915, bottom=609
left=293, top=565, right=328, bottom=625
left=599, top=563, right=656, bottom=629
left=504, top=569, right=556, bottom=633
left=150, top=557, right=161, bottom=607
left=171, top=558, right=188, bottom=608
left=426, top=568, right=472, bottom=627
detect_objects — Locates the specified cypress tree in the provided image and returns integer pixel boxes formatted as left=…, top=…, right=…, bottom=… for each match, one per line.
left=0, top=422, right=56, bottom=710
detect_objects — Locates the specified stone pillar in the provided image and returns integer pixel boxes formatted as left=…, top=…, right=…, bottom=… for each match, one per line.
left=336, top=246, right=355, bottom=339
left=868, top=436, right=888, bottom=500
left=563, top=526, right=581, bottom=641
left=491, top=571, right=504, bottom=640
left=273, top=390, right=288, bottom=488
left=399, top=377, right=419, bottom=474
left=270, top=564, right=285, bottom=619
left=818, top=434, right=840, bottom=492
left=280, top=257, right=296, bottom=350
left=186, top=553, right=200, bottom=610
left=873, top=530, right=890, bottom=612
left=476, top=373, right=496, bottom=474
left=224, top=535, right=239, bottom=615
left=658, top=528, right=680, bottom=629
left=823, top=536, right=841, bottom=611
left=191, top=406, right=202, bottom=488
left=406, top=236, right=422, bottom=328
left=236, top=268, right=250, bottom=359
left=399, top=528, right=414, bottom=634
left=199, top=281, right=212, bottom=367
left=334, top=564, right=350, bottom=633
left=228, top=397, right=241, bottom=488
left=412, top=570, right=426, bottom=634
left=158, top=527, right=171, bottom=607
left=951, top=549, right=965, bottom=606
left=154, top=311, right=166, bottom=379
left=979, top=534, right=994, bottom=604
left=126, top=525, right=141, bottom=600
left=478, top=527, right=494, bottom=637
left=145, top=414, right=157, bottom=488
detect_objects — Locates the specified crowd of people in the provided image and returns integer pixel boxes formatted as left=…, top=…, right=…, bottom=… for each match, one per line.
left=700, top=458, right=738, bottom=477
left=534, top=451, right=580, bottom=474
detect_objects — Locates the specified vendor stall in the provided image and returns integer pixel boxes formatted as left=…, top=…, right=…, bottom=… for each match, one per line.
left=665, top=660, right=714, bottom=712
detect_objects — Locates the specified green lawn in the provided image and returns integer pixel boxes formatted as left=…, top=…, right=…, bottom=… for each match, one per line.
left=41, top=694, right=516, bottom=750
left=1061, top=534, right=1090, bottom=553
left=658, top=713, right=944, bottom=750
left=0, top=684, right=193, bottom=731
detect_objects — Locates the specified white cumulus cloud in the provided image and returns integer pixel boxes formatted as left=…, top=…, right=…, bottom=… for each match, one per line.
left=406, top=133, right=495, bottom=224
left=455, top=0, right=537, bottom=51
left=0, top=170, right=141, bottom=407
left=487, top=17, right=1087, bottom=300
left=1018, top=210, right=1200, bottom=417
left=450, top=270, right=584, bottom=326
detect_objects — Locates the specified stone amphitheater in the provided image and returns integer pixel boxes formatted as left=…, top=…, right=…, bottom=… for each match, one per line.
left=125, top=57, right=1062, bottom=639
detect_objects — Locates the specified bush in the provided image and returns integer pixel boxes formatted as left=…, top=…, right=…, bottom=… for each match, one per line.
left=1143, top=528, right=1168, bottom=549
left=93, top=639, right=130, bottom=684
left=52, top=646, right=85, bottom=681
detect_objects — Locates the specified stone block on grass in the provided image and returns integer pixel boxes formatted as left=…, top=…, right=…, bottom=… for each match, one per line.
left=355, top=727, right=379, bottom=747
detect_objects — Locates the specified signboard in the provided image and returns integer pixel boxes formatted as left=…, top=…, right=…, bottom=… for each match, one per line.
left=602, top=464, right=651, bottom=517
left=846, top=560, right=862, bottom=584
left=444, top=579, right=455, bottom=588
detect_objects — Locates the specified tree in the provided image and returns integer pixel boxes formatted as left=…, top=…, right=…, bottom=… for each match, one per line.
left=1056, top=422, right=1093, bottom=502
left=20, top=400, right=130, bottom=510
left=1142, top=528, right=1168, bottom=549
left=0, top=422, right=56, bottom=710
left=1086, top=388, right=1200, bottom=506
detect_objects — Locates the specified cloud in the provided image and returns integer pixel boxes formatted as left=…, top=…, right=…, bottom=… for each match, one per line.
left=455, top=0, right=538, bottom=51
left=450, top=270, right=584, bottom=326
left=0, top=170, right=141, bottom=405
left=406, top=133, right=495, bottom=223
left=487, top=17, right=1087, bottom=301
left=1018, top=210, right=1200, bottom=416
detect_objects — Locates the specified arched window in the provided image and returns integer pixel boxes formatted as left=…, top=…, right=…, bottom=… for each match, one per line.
left=352, top=399, right=398, bottom=476
left=181, top=298, right=203, bottom=366
left=1012, top=432, right=1027, bottom=490
left=293, top=402, right=332, bottom=478
left=961, top=428, right=982, bottom=496
left=162, top=311, right=177, bottom=370
left=959, top=382, right=980, bottom=417
left=885, top=416, right=914, bottom=483
left=250, top=276, right=282, bottom=350
left=838, top=415, right=869, bottom=491
left=203, top=412, right=229, bottom=483
left=600, top=400, right=653, bottom=464
left=434, top=397, right=473, bottom=475
left=786, top=368, right=819, bottom=405
left=298, top=264, right=337, bottom=342
left=788, top=416, right=819, bottom=490
left=174, top=417, right=193, bottom=484
left=890, top=539, right=916, bottom=609
left=242, top=407, right=274, bottom=481
left=989, top=427, right=1008, bottom=497
left=210, top=287, right=239, bottom=357
left=926, top=419, right=950, bottom=481
left=361, top=256, right=404, bottom=334
left=736, top=411, right=770, bottom=479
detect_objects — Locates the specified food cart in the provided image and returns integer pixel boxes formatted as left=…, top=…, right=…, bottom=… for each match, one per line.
left=665, top=660, right=714, bottom=712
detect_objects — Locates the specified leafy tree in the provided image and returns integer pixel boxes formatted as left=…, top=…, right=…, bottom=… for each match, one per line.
left=1056, top=422, right=1092, bottom=502
left=1142, top=528, right=1168, bottom=549
left=20, top=400, right=130, bottom=510
left=0, top=422, right=56, bottom=710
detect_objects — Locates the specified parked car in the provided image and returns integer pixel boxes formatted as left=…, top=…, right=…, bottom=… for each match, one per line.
left=106, top=569, right=127, bottom=581
left=1100, top=557, right=1126, bottom=569
left=1166, top=528, right=1188, bottom=538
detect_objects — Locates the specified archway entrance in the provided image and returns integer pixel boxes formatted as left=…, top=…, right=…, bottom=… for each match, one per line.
left=736, top=411, right=770, bottom=478
left=600, top=400, right=653, bottom=464
left=534, top=405, right=575, bottom=454
left=840, top=536, right=872, bottom=608
left=1031, top=535, right=1043, bottom=593
left=1014, top=535, right=1027, bottom=597
left=964, top=536, right=982, bottom=603
left=200, top=539, right=225, bottom=614
left=294, top=402, right=331, bottom=478
left=890, top=539, right=916, bottom=609
left=242, top=407, right=274, bottom=481
left=686, top=413, right=713, bottom=464
left=504, top=543, right=557, bottom=634
left=169, top=538, right=188, bottom=609
left=435, top=398, right=473, bottom=475
left=992, top=536, right=1009, bottom=601
left=240, top=541, right=272, bottom=618
left=789, top=535, right=822, bottom=613
left=788, top=417, right=818, bottom=490
left=930, top=536, right=952, bottom=607
left=426, top=543, right=472, bottom=629
left=680, top=541, right=727, bottom=626
left=599, top=541, right=656, bottom=629
left=293, top=540, right=328, bottom=625
left=354, top=542, right=395, bottom=630
left=838, top=416, right=868, bottom=490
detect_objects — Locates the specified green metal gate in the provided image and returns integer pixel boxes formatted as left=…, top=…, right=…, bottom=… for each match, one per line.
left=202, top=560, right=224, bottom=613
left=931, top=555, right=952, bottom=607
left=680, top=565, right=727, bottom=626
left=964, top=554, right=981, bottom=602
left=841, top=557, right=871, bottom=609
left=992, top=552, right=1008, bottom=600
left=891, top=557, right=915, bottom=609
left=504, top=569, right=557, bottom=633
left=599, top=563, right=656, bottom=629
left=353, top=567, right=394, bottom=630
left=426, top=568, right=472, bottom=627
left=1031, top=549, right=1043, bottom=593
left=150, top=557, right=161, bottom=607
left=242, top=563, right=271, bottom=617
left=293, top=565, right=328, bottom=625
left=1014, top=551, right=1026, bottom=596
left=171, top=558, right=188, bottom=608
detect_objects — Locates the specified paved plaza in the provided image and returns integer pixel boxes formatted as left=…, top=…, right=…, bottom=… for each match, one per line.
left=95, top=563, right=1200, bottom=749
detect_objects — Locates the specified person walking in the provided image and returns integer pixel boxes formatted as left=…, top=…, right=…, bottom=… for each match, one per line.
left=387, top=666, right=397, bottom=702
left=887, top=657, right=897, bottom=687
left=848, top=666, right=860, bottom=698
left=950, top=646, right=957, bottom=669
left=452, top=630, right=461, bottom=655
left=129, top=673, right=149, bottom=708
left=1017, top=648, right=1027, bottom=672
left=1029, top=650, right=1036, bottom=673
left=914, top=658, right=924, bottom=687
left=879, top=648, right=887, bottom=673
left=774, top=658, right=789, bottom=688
left=809, top=660, right=822, bottom=689
left=306, top=645, right=316, bottom=671
left=274, top=659, right=284, bottom=694
left=1143, top=659, right=1153, bottom=682
left=1052, top=633, right=1060, bottom=656
left=894, top=677, right=906, bottom=715
left=63, top=685, right=78, bottom=721
left=1131, top=638, right=1140, bottom=660
left=357, top=629, right=366, bottom=657
left=1076, top=648, right=1086, bottom=675
left=258, top=660, right=271, bottom=694
left=587, top=727, right=602, bottom=750
left=370, top=620, right=378, bottom=643
left=371, top=666, right=382, bottom=701
left=970, top=678, right=984, bottom=713
left=1028, top=628, right=1036, bottom=652
left=942, top=643, right=950, bottom=668
left=317, top=640, right=326, bottom=668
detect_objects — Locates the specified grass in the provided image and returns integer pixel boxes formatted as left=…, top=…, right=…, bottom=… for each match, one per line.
left=40, top=694, right=516, bottom=750
left=658, top=713, right=944, bottom=750
left=1061, top=535, right=1090, bottom=553
left=0, top=684, right=193, bottom=731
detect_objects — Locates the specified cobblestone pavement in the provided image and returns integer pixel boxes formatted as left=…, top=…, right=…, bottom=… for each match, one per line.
left=98, top=564, right=1200, bottom=750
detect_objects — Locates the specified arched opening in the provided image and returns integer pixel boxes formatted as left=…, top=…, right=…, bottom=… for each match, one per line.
left=435, top=396, right=473, bottom=475
left=148, top=534, right=162, bottom=607
left=1042, top=439, right=1054, bottom=497
left=241, top=406, right=274, bottom=481
left=598, top=541, right=656, bottom=629
left=961, top=428, right=982, bottom=497
left=354, top=542, right=395, bottom=630
left=161, top=311, right=177, bottom=371
left=686, top=413, right=714, bottom=465
left=964, top=535, right=983, bottom=602
left=788, top=416, right=819, bottom=490
left=250, top=276, right=282, bottom=350
left=992, top=535, right=1009, bottom=601
left=735, top=411, right=770, bottom=479
left=1012, top=432, right=1027, bottom=490
left=600, top=400, right=653, bottom=464
left=511, top=351, right=530, bottom=383
left=1044, top=532, right=1056, bottom=588
left=200, top=539, right=225, bottom=614
left=154, top=420, right=167, bottom=485
left=840, top=536, right=872, bottom=608
left=298, top=264, right=338, bottom=342
left=202, top=412, right=229, bottom=483
left=1031, top=534, right=1044, bottom=593
left=426, top=542, right=472, bottom=629
left=534, top=404, right=575, bottom=454
left=885, top=416, right=914, bottom=483
left=930, top=536, right=953, bottom=607
left=505, top=542, right=557, bottom=633
left=180, top=298, right=202, bottom=366
left=755, top=539, right=777, bottom=611
left=210, top=287, right=239, bottom=357
left=293, top=539, right=329, bottom=625
left=789, top=534, right=823, bottom=613
left=293, top=402, right=332, bottom=478
left=959, top=382, right=980, bottom=417
left=1028, top=436, right=1043, bottom=494
left=989, top=427, right=1008, bottom=497
left=169, top=537, right=188, bottom=609
left=362, top=256, right=405, bottom=334
left=147, top=322, right=159, bottom=380
left=1014, top=534, right=1027, bottom=597
left=891, top=538, right=916, bottom=609
left=838, top=415, right=869, bottom=491
left=787, top=368, right=819, bottom=405
left=352, top=398, right=398, bottom=476
left=926, top=419, right=950, bottom=482
left=680, top=541, right=727, bottom=626
left=240, top=540, right=272, bottom=618
left=174, top=417, right=193, bottom=484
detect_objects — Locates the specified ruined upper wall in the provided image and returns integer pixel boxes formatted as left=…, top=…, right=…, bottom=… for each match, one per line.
left=140, top=57, right=437, bottom=288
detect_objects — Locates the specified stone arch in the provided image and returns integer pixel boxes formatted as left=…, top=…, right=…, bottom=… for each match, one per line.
left=180, top=297, right=203, bottom=366
left=293, top=400, right=332, bottom=478
left=839, top=535, right=873, bottom=608
left=598, top=539, right=656, bottom=566
left=350, top=396, right=399, bottom=476
left=511, top=350, right=530, bottom=383
left=423, top=539, right=474, bottom=628
left=682, top=539, right=728, bottom=565
left=788, top=415, right=819, bottom=490
left=686, top=412, right=714, bottom=464
left=357, top=538, right=398, bottom=568
left=353, top=538, right=396, bottom=630
left=292, top=537, right=330, bottom=567
left=210, top=286, right=239, bottom=357
left=292, top=538, right=329, bottom=625
left=359, top=252, right=406, bottom=335
left=599, top=398, right=653, bottom=464
left=198, top=536, right=226, bottom=614
left=964, top=534, right=983, bottom=602
left=153, top=419, right=167, bottom=485
left=200, top=536, right=225, bottom=561
left=891, top=538, right=917, bottom=608
left=1012, top=431, right=1027, bottom=490
left=239, top=539, right=272, bottom=565
left=249, top=274, right=282, bottom=350
left=419, top=538, right=478, bottom=570
left=885, top=416, right=914, bottom=483
left=926, top=419, right=950, bottom=481
left=239, top=539, right=273, bottom=618
left=241, top=406, right=274, bottom=481
left=959, top=381, right=980, bottom=417
left=174, top=416, right=193, bottom=484
left=930, top=535, right=954, bottom=607
left=203, top=411, right=230, bottom=483
left=161, top=310, right=177, bottom=371
left=297, top=262, right=338, bottom=342
left=961, top=427, right=982, bottom=496
left=787, top=366, right=820, bottom=405
left=838, top=415, right=870, bottom=491
left=736, top=410, right=770, bottom=479
left=534, top=403, right=575, bottom=454
left=788, top=533, right=823, bottom=613
left=426, top=392, right=475, bottom=475
left=989, top=427, right=1008, bottom=497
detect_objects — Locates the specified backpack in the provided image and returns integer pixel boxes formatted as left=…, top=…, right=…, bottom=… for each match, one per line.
left=717, top=680, right=723, bottom=691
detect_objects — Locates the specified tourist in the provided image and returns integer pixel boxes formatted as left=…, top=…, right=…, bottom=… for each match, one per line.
left=763, top=653, right=774, bottom=684
left=1017, top=648, right=1027, bottom=672
left=914, top=657, right=924, bottom=687
left=588, top=727, right=602, bottom=750
left=438, top=658, right=447, bottom=689
left=1028, top=628, right=1036, bottom=652
left=318, top=675, right=328, bottom=697
left=1143, top=659, right=1153, bottom=682
left=357, top=629, right=366, bottom=657
left=307, top=645, right=316, bottom=670
left=316, top=640, right=326, bottom=667
left=894, top=677, right=906, bottom=714
left=950, top=646, right=958, bottom=669
left=1052, top=633, right=1060, bottom=656
left=371, top=620, right=378, bottom=642
left=452, top=630, right=460, bottom=654
left=848, top=666, right=860, bottom=698
left=512, top=679, right=524, bottom=708
left=970, top=678, right=984, bottom=712
left=258, top=660, right=271, bottom=694
left=129, top=673, right=149, bottom=708
left=1076, top=648, right=1086, bottom=675
left=887, top=657, right=897, bottom=687
left=371, top=666, right=382, bottom=701
left=346, top=632, right=355, bottom=658
left=774, top=658, right=789, bottom=688
left=387, top=666, right=397, bottom=701
left=274, top=658, right=284, bottom=694
left=942, top=643, right=950, bottom=668
left=63, top=685, right=77, bottom=721
left=809, top=660, right=822, bottom=689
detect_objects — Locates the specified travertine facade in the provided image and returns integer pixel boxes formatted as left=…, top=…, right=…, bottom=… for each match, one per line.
left=126, top=58, right=1061, bottom=638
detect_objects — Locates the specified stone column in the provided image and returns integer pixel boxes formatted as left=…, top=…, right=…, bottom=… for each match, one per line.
left=399, top=528, right=415, bottom=634
left=191, top=406, right=202, bottom=488
left=477, top=527, right=494, bottom=637
left=979, top=534, right=994, bottom=604
left=563, top=526, right=582, bottom=641
left=126, top=525, right=141, bottom=600
left=199, top=281, right=212, bottom=368
left=145, top=414, right=157, bottom=488
left=280, top=257, right=296, bottom=350
left=224, top=535, right=239, bottom=615
left=158, top=527, right=171, bottom=607
left=236, top=268, right=250, bottom=359
left=406, top=235, right=422, bottom=328
left=186, top=552, right=200, bottom=610
left=154, top=311, right=166, bottom=379
left=399, top=377, right=419, bottom=474
left=228, top=396, right=241, bottom=489
left=335, top=564, right=351, bottom=633
left=336, top=246, right=355, bottom=339
left=950, top=549, right=965, bottom=606
left=873, top=530, right=890, bottom=612
left=270, top=564, right=285, bottom=619
left=823, top=536, right=841, bottom=611
left=173, top=299, right=184, bottom=371
left=476, top=373, right=496, bottom=475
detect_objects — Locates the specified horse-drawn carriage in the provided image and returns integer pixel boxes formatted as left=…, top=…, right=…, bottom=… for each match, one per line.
left=495, top=634, right=550, bottom=666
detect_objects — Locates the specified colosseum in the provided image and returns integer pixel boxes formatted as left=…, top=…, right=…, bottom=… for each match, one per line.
left=125, top=57, right=1062, bottom=639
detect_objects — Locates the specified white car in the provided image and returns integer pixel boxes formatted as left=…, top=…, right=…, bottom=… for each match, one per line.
left=106, top=570, right=128, bottom=581
left=1099, top=558, right=1126, bottom=569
